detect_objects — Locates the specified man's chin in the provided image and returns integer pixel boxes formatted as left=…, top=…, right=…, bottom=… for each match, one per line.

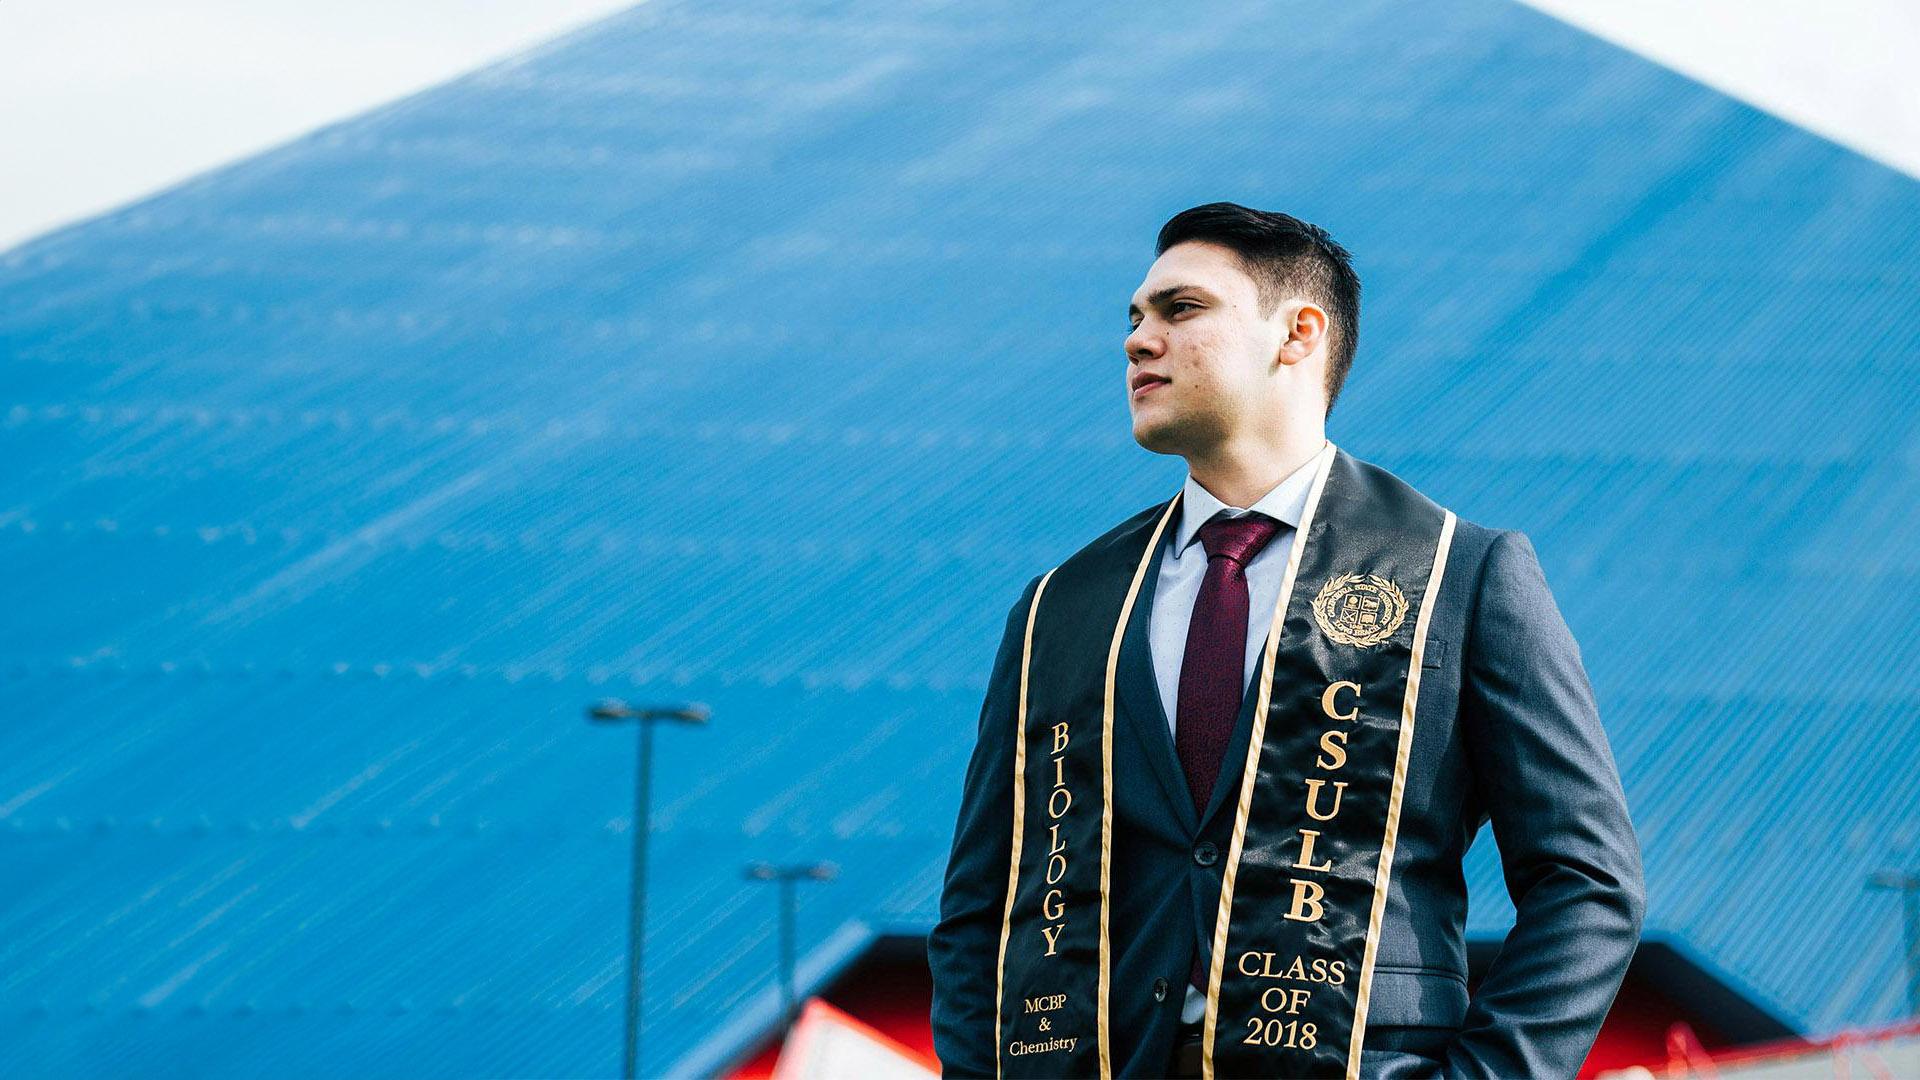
left=1130, top=418, right=1187, bottom=456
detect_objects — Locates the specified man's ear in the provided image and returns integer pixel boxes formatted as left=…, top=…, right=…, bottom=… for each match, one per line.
left=1275, top=302, right=1327, bottom=367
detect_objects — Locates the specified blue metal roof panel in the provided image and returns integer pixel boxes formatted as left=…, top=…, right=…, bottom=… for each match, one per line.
left=3, top=0, right=1917, bottom=1074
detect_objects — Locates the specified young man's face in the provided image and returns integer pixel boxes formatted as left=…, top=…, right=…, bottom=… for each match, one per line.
left=1124, top=240, right=1318, bottom=456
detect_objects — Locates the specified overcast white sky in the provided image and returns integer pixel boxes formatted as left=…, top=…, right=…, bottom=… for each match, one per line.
left=0, top=1, right=1914, bottom=253
left=0, top=1, right=636, bottom=251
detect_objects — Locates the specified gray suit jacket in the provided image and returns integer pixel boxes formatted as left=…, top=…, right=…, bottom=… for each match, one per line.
left=929, top=504, right=1647, bottom=1078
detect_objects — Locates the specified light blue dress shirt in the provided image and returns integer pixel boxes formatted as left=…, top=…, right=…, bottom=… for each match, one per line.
left=1150, top=445, right=1325, bottom=739
left=1148, top=442, right=1325, bottom=1023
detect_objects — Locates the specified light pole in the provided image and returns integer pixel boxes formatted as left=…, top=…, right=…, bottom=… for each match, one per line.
left=590, top=699, right=710, bottom=1080
left=1869, top=869, right=1920, bottom=1016
left=744, top=861, right=838, bottom=1035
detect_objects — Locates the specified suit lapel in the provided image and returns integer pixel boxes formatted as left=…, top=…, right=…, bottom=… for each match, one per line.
left=1116, top=531, right=1200, bottom=836
left=1118, top=527, right=1281, bottom=838
left=1121, top=491, right=1297, bottom=837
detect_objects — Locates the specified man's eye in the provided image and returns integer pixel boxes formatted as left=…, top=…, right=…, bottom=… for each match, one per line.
left=1172, top=300, right=1200, bottom=314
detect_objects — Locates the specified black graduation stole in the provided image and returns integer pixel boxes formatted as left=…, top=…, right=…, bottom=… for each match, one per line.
left=993, top=441, right=1460, bottom=1079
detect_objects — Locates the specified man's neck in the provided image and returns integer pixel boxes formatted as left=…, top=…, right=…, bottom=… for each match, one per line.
left=1185, top=429, right=1327, bottom=510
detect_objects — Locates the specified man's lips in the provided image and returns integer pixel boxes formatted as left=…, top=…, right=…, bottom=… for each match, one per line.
left=1130, top=374, right=1170, bottom=399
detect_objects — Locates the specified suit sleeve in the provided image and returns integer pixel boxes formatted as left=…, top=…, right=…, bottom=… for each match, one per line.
left=1442, top=530, right=1647, bottom=1080
left=927, top=573, right=1042, bottom=1079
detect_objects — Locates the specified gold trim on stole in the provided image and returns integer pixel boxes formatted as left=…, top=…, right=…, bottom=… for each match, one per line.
left=1202, top=438, right=1339, bottom=1078
left=993, top=494, right=1182, bottom=1079
left=1099, top=492, right=1183, bottom=1077
left=994, top=564, right=1056, bottom=1080
left=1344, top=509, right=1457, bottom=1078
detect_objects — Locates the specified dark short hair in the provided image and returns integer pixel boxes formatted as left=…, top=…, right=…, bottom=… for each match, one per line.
left=1155, top=202, right=1361, bottom=416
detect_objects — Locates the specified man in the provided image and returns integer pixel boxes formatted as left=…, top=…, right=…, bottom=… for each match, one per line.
left=927, top=203, right=1645, bottom=1079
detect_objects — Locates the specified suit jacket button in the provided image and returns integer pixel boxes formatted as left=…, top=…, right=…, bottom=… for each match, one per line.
left=1153, top=978, right=1169, bottom=1002
left=1193, top=841, right=1219, bottom=867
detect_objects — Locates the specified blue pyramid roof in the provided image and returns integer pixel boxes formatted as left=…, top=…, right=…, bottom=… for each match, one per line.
left=3, top=0, right=1917, bottom=1075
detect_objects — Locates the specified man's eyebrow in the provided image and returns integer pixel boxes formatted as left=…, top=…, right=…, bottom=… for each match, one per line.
left=1128, top=284, right=1215, bottom=318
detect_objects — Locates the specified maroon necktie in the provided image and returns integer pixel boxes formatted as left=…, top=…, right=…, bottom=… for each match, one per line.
left=1175, top=512, right=1284, bottom=816
left=1177, top=512, right=1282, bottom=990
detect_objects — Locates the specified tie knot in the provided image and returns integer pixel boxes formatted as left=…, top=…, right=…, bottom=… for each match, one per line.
left=1196, top=513, right=1282, bottom=567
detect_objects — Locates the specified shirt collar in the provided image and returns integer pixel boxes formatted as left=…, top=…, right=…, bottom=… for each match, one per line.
left=1172, top=441, right=1327, bottom=559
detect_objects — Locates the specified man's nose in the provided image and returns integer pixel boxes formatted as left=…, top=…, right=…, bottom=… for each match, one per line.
left=1126, top=322, right=1163, bottom=361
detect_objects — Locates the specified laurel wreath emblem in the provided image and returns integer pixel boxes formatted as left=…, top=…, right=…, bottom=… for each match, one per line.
left=1311, top=573, right=1409, bottom=648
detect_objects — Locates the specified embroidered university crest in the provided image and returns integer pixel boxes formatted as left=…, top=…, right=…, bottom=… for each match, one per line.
left=1311, top=573, right=1408, bottom=647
